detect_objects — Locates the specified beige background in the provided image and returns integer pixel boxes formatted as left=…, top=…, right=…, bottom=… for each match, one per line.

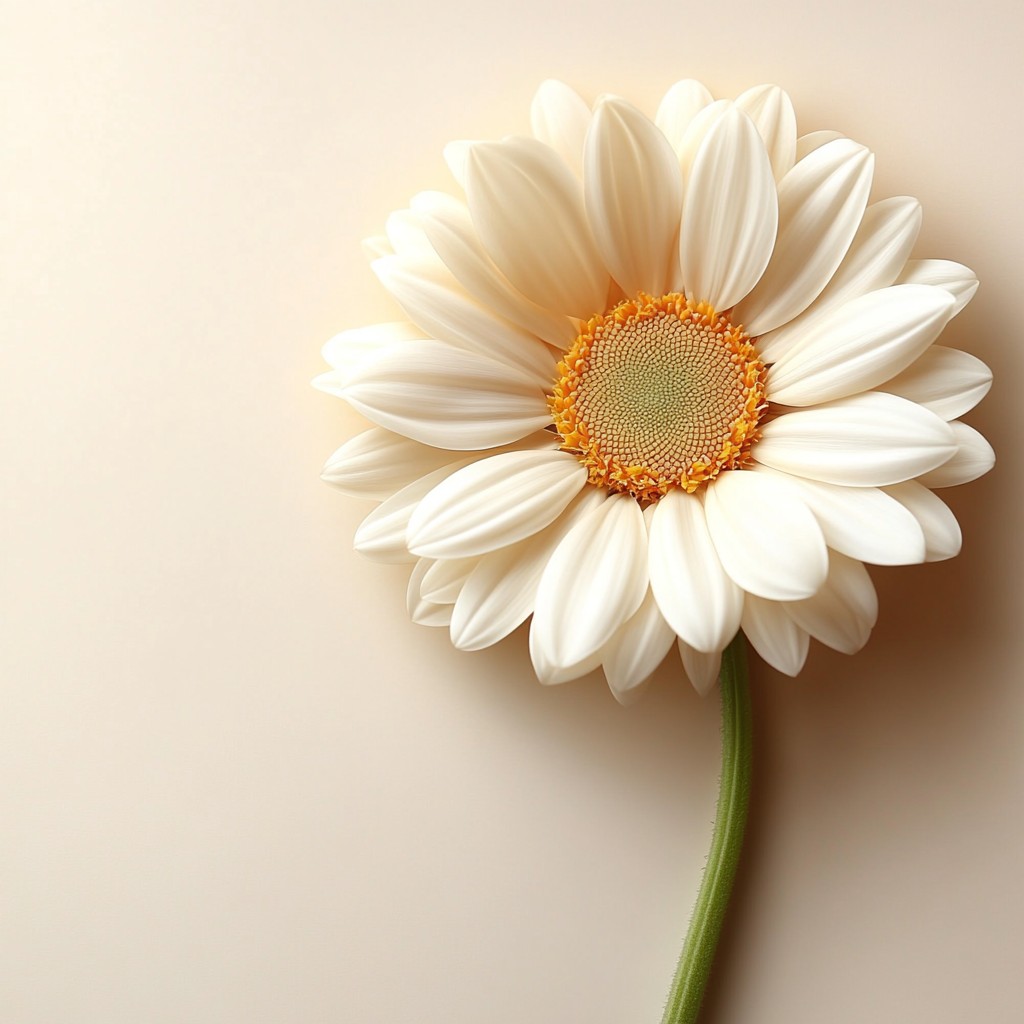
left=4, top=1, right=1022, bottom=1021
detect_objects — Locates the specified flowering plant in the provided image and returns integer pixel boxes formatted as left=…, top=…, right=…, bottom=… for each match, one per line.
left=317, top=79, right=992, bottom=1022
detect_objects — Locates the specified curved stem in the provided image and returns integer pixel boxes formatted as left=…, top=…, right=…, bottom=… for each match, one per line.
left=661, top=633, right=753, bottom=1024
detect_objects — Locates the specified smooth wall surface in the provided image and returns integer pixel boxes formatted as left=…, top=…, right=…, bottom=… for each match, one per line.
left=4, top=2, right=1022, bottom=1021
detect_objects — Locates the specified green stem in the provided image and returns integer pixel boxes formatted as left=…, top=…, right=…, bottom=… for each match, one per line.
left=661, top=632, right=753, bottom=1024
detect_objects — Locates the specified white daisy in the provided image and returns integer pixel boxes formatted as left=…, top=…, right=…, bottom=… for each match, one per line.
left=317, top=79, right=993, bottom=702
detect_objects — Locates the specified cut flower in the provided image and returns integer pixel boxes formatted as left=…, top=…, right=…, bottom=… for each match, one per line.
left=317, top=79, right=993, bottom=702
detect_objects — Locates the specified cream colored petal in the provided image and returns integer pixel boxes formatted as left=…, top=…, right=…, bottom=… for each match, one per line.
left=342, top=339, right=550, bottom=450
left=879, top=345, right=993, bottom=421
left=323, top=428, right=557, bottom=502
left=311, top=369, right=349, bottom=399
left=754, top=393, right=956, bottom=487
left=785, top=551, right=878, bottom=655
left=741, top=595, right=809, bottom=676
left=443, top=140, right=479, bottom=192
left=385, top=209, right=437, bottom=260
left=655, top=79, right=715, bottom=151
left=675, top=99, right=731, bottom=175
left=896, top=259, right=978, bottom=317
left=678, top=640, right=722, bottom=697
left=750, top=465, right=926, bottom=566
left=758, top=197, right=923, bottom=364
left=373, top=255, right=555, bottom=383
left=321, top=428, right=466, bottom=500
left=917, top=422, right=995, bottom=488
left=795, top=130, right=843, bottom=161
left=449, top=489, right=607, bottom=652
left=354, top=463, right=470, bottom=564
left=406, top=449, right=587, bottom=558
left=648, top=490, right=743, bottom=653
left=419, top=557, right=479, bottom=603
left=530, top=79, right=592, bottom=178
left=362, top=234, right=392, bottom=260
left=767, top=284, right=956, bottom=406
left=407, top=559, right=455, bottom=627
left=735, top=139, right=874, bottom=337
left=410, top=191, right=577, bottom=348
left=530, top=626, right=605, bottom=686
left=532, top=493, right=649, bottom=668
left=584, top=96, right=683, bottom=297
left=884, top=482, right=962, bottom=561
left=704, top=470, right=828, bottom=601
left=602, top=587, right=677, bottom=704
left=734, top=84, right=797, bottom=181
left=465, top=137, right=609, bottom=317
left=680, top=106, right=778, bottom=311
left=319, top=321, right=423, bottom=380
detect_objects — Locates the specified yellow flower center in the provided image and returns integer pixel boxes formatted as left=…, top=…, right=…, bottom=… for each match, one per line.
left=549, top=293, right=766, bottom=502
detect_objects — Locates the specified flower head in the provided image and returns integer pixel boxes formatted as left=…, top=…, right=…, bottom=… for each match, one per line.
left=317, top=80, right=993, bottom=702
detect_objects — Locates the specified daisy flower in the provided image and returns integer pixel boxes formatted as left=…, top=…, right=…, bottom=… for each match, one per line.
left=316, top=79, right=993, bottom=702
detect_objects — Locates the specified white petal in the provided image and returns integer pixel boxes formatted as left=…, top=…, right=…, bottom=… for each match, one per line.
left=342, top=339, right=549, bottom=450
left=767, top=284, right=956, bottom=406
left=896, top=259, right=978, bottom=317
left=735, top=139, right=874, bottom=337
left=917, top=422, right=995, bottom=488
left=757, top=197, right=923, bottom=364
left=311, top=369, right=350, bottom=399
left=414, top=604, right=452, bottom=627
left=320, top=322, right=422, bottom=376
left=323, top=428, right=557, bottom=502
left=385, top=209, right=437, bottom=260
left=530, top=80, right=592, bottom=178
left=785, top=551, right=877, bottom=654
left=675, top=99, right=731, bottom=175
left=795, top=130, right=843, bottom=161
left=655, top=79, right=714, bottom=151
left=678, top=640, right=722, bottom=697
left=316, top=316, right=428, bottom=397
left=751, top=465, right=926, bottom=566
left=407, top=449, right=587, bottom=558
left=648, top=490, right=743, bottom=652
left=880, top=345, right=992, bottom=420
left=754, top=392, right=956, bottom=486
left=741, top=595, right=809, bottom=676
left=584, top=96, right=683, bottom=297
left=362, top=234, right=392, bottom=260
left=354, top=463, right=470, bottom=563
left=450, top=489, right=607, bottom=652
left=884, top=482, right=962, bottom=561
left=321, top=428, right=465, bottom=500
left=419, top=557, right=478, bottom=603
left=602, top=588, right=677, bottom=705
left=466, top=137, right=608, bottom=317
left=373, top=255, right=555, bottom=383
left=704, top=470, right=828, bottom=601
left=407, top=560, right=454, bottom=627
left=680, top=106, right=778, bottom=310
left=733, top=84, right=797, bottom=181
left=807, top=195, right=923, bottom=304
left=443, top=140, right=479, bottom=192
left=410, top=192, right=577, bottom=348
left=530, top=626, right=605, bottom=685
left=532, top=494, right=649, bottom=667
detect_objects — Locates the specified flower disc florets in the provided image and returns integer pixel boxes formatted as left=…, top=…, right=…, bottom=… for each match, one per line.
left=551, top=293, right=766, bottom=501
